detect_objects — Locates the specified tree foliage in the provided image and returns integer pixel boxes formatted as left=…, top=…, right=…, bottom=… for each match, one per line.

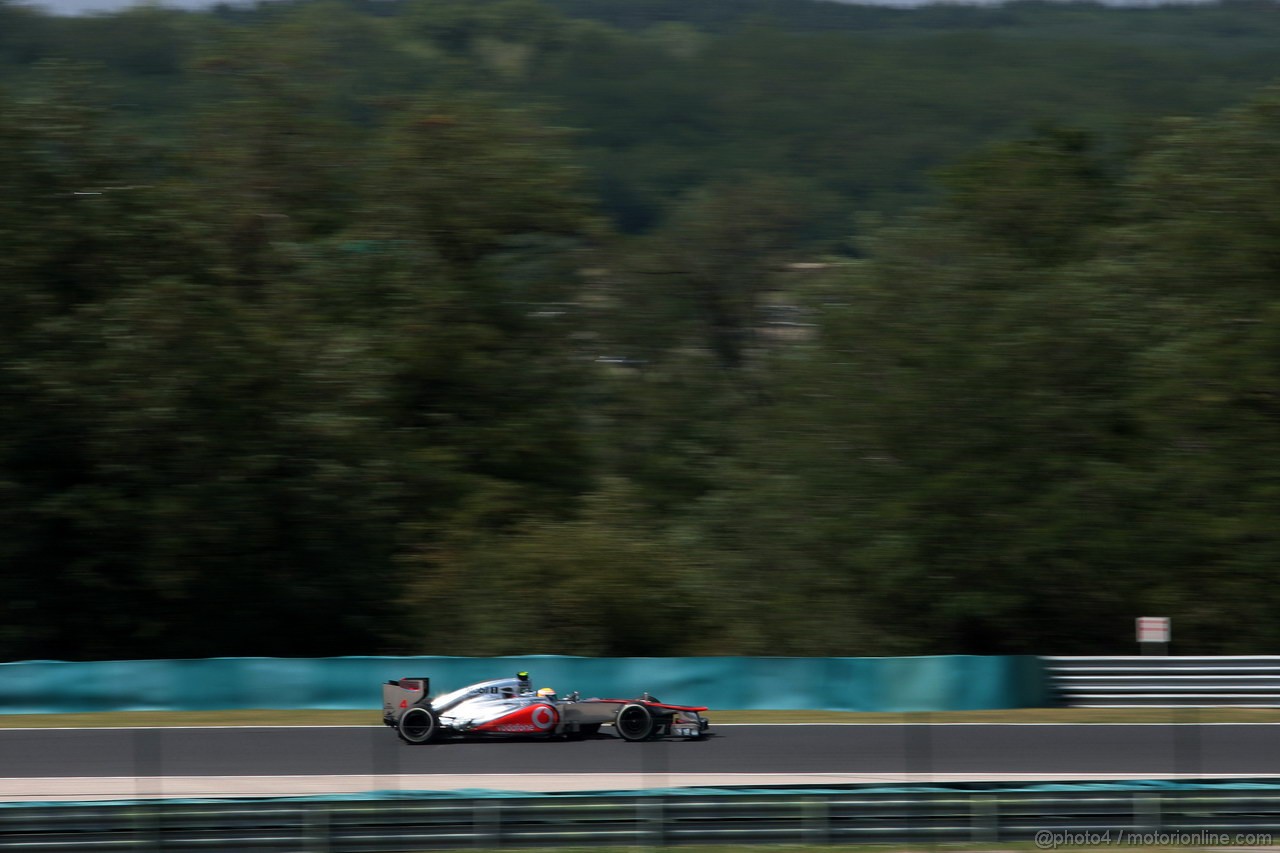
left=3, top=3, right=1280, bottom=659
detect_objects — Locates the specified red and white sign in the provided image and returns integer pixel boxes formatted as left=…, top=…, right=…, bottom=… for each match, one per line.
left=1136, top=616, right=1170, bottom=644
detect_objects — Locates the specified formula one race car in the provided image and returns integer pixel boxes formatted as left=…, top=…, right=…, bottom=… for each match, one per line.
left=382, top=672, right=710, bottom=744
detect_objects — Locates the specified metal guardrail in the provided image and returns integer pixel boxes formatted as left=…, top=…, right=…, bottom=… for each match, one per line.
left=1046, top=656, right=1280, bottom=707
left=2, top=784, right=1280, bottom=851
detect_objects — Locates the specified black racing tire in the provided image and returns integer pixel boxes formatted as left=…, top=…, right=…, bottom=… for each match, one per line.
left=615, top=703, right=655, bottom=742
left=397, top=706, right=438, bottom=744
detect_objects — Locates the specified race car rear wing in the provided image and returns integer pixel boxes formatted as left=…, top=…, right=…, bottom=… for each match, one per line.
left=382, top=677, right=431, bottom=723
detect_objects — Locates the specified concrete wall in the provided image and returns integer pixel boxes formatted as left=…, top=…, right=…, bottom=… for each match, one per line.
left=0, top=655, right=1051, bottom=714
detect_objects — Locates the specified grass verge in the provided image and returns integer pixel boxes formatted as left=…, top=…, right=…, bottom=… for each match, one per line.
left=0, top=707, right=1278, bottom=728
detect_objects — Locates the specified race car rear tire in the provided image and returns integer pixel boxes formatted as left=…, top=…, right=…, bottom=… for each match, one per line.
left=397, top=707, right=438, bottom=744
left=615, top=703, right=654, bottom=742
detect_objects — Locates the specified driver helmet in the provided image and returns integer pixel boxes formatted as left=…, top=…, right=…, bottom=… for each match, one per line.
left=536, top=687, right=557, bottom=701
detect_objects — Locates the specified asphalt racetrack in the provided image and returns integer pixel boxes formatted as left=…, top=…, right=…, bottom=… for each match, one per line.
left=3, top=723, right=1278, bottom=779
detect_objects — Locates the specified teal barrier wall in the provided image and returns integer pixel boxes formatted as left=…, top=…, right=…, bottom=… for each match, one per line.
left=0, top=655, right=1050, bottom=714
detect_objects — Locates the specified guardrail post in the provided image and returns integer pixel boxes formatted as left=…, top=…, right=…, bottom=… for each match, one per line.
left=635, top=796, right=664, bottom=848
left=804, top=796, right=829, bottom=845
left=1134, top=792, right=1161, bottom=833
left=306, top=803, right=331, bottom=853
left=473, top=800, right=502, bottom=848
left=970, top=794, right=998, bottom=842
left=131, top=803, right=162, bottom=849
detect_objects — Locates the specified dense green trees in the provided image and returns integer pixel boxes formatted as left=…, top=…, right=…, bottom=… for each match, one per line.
left=3, top=1, right=1280, bottom=659
left=691, top=99, right=1280, bottom=655
left=0, top=63, right=600, bottom=659
left=8, top=0, right=1280, bottom=230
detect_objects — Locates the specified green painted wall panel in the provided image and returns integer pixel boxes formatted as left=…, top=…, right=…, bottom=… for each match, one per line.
left=0, top=655, right=1050, bottom=714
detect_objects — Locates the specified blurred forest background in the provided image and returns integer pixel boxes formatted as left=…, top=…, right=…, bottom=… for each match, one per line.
left=3, top=0, right=1280, bottom=660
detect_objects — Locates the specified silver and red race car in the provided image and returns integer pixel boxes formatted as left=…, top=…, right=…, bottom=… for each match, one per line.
left=382, top=672, right=710, bottom=744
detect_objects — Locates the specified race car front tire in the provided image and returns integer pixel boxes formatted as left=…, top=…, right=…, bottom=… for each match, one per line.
left=397, top=707, right=438, bottom=744
left=615, top=703, right=654, bottom=741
